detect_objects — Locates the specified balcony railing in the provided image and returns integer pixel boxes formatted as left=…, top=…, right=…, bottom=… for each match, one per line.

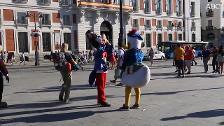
left=12, top=0, right=28, bottom=3
left=144, top=9, right=150, bottom=14
left=206, top=11, right=214, bottom=17
left=177, top=26, right=182, bottom=31
left=190, top=12, right=195, bottom=17
left=133, top=23, right=139, bottom=29
left=145, top=25, right=151, bottom=30
left=167, top=26, right=173, bottom=30
left=206, top=26, right=213, bottom=30
left=77, top=1, right=133, bottom=11
left=156, top=25, right=162, bottom=30
left=59, top=0, right=72, bottom=6
left=176, top=12, right=182, bottom=16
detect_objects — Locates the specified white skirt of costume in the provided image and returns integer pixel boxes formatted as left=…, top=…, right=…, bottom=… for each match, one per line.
left=121, top=64, right=151, bottom=88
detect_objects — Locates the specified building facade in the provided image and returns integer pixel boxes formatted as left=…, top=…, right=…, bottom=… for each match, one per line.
left=201, top=0, right=223, bottom=46
left=131, top=0, right=201, bottom=51
left=0, top=0, right=201, bottom=54
left=0, top=0, right=132, bottom=55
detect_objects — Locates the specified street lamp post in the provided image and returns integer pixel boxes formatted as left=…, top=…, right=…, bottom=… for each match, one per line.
left=26, top=11, right=43, bottom=66
left=118, top=0, right=123, bottom=47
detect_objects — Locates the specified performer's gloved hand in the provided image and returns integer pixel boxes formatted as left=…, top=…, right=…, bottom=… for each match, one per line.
left=5, top=75, right=9, bottom=83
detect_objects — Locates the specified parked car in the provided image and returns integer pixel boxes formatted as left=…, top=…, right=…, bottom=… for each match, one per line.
left=143, top=50, right=166, bottom=61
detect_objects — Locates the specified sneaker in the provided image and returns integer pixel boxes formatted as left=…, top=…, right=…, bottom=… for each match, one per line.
left=63, top=99, right=70, bottom=104
left=130, top=104, right=139, bottom=109
left=115, top=83, right=123, bottom=86
left=110, top=80, right=116, bottom=83
left=0, top=102, right=8, bottom=108
left=59, top=93, right=63, bottom=101
left=98, top=102, right=111, bottom=107
left=119, top=104, right=129, bottom=110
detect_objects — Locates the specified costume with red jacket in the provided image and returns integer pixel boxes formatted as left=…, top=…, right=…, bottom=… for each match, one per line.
left=86, top=31, right=113, bottom=107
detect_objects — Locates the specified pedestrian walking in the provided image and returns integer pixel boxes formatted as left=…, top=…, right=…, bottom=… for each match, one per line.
left=217, top=45, right=224, bottom=75
left=191, top=47, right=197, bottom=66
left=19, top=52, right=26, bottom=65
left=149, top=48, right=154, bottom=66
left=202, top=46, right=211, bottom=73
left=110, top=43, right=125, bottom=86
left=211, top=46, right=219, bottom=73
left=174, top=44, right=185, bottom=78
left=56, top=43, right=77, bottom=103
left=184, top=46, right=194, bottom=74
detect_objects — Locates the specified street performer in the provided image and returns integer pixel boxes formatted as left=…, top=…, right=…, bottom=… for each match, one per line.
left=86, top=31, right=113, bottom=107
left=120, top=29, right=151, bottom=110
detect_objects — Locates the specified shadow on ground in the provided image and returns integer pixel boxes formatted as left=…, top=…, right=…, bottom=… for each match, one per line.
left=161, top=109, right=224, bottom=121
left=0, top=103, right=119, bottom=124
left=142, top=86, right=224, bottom=96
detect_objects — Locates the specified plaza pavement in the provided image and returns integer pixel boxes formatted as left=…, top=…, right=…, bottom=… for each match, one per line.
left=0, top=59, right=224, bottom=126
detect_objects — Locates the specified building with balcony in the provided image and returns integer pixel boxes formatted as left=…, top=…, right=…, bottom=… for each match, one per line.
left=0, top=0, right=73, bottom=55
left=131, top=0, right=201, bottom=51
left=0, top=0, right=132, bottom=56
left=201, top=0, right=224, bottom=46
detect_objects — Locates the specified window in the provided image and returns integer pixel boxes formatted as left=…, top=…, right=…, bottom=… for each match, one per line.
left=133, top=19, right=139, bottom=28
left=42, top=32, right=51, bottom=52
left=167, top=0, right=172, bottom=15
left=64, top=33, right=71, bottom=50
left=176, top=0, right=182, bottom=16
left=192, top=33, right=196, bottom=42
left=168, top=21, right=172, bottom=27
left=208, top=20, right=212, bottom=26
left=145, top=0, right=151, bottom=13
left=63, top=15, right=71, bottom=25
left=168, top=34, right=172, bottom=41
left=133, top=0, right=138, bottom=12
left=157, top=34, right=162, bottom=43
left=156, top=0, right=162, bottom=15
left=190, top=2, right=195, bottom=17
left=157, top=20, right=162, bottom=28
left=192, top=21, right=195, bottom=27
left=41, top=14, right=51, bottom=25
left=17, top=12, right=27, bottom=24
left=113, top=0, right=119, bottom=4
left=145, top=20, right=151, bottom=29
left=18, top=32, right=28, bottom=52
left=178, top=34, right=182, bottom=40
left=145, top=33, right=151, bottom=47
left=38, top=0, right=51, bottom=5
left=208, top=0, right=212, bottom=2
left=60, top=0, right=71, bottom=5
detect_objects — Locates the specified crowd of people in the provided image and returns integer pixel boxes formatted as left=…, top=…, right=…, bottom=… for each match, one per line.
left=173, top=44, right=224, bottom=78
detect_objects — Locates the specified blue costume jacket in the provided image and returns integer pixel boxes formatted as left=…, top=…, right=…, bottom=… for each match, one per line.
left=122, top=48, right=144, bottom=70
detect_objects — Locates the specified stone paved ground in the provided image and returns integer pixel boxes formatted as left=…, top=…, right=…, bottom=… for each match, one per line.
left=0, top=59, right=224, bottom=126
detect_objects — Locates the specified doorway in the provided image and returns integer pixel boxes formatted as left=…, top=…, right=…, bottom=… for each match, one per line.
left=100, top=21, right=113, bottom=45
